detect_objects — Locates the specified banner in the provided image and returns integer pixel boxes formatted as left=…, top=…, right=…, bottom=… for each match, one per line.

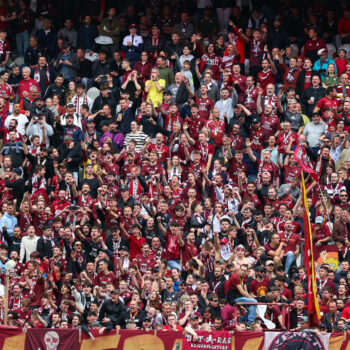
left=293, top=141, right=319, bottom=181
left=301, top=172, right=321, bottom=326
left=0, top=327, right=348, bottom=350
left=24, top=329, right=79, bottom=350
left=183, top=331, right=231, bottom=350
left=265, top=332, right=330, bottom=350
left=314, top=244, right=339, bottom=272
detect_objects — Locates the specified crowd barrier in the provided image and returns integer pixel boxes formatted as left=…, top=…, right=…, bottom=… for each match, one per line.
left=0, top=326, right=349, bottom=350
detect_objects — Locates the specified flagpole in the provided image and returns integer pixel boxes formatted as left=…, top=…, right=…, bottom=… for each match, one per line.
left=4, top=270, right=9, bottom=324
left=316, top=183, right=331, bottom=223
left=301, top=172, right=321, bottom=325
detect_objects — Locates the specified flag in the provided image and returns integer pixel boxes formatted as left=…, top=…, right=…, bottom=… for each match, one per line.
left=24, top=329, right=79, bottom=350
left=264, top=331, right=330, bottom=350
left=301, top=172, right=321, bottom=326
left=183, top=331, right=232, bottom=350
left=293, top=141, right=319, bottom=182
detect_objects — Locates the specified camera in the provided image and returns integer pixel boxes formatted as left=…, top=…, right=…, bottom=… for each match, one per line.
left=34, top=116, right=40, bottom=122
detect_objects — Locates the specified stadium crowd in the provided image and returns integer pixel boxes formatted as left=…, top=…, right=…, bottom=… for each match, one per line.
left=0, top=0, right=349, bottom=339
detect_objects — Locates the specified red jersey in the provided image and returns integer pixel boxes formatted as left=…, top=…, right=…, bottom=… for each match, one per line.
left=249, top=128, right=265, bottom=153
left=257, top=69, right=275, bottom=93
left=249, top=277, right=270, bottom=296
left=94, top=271, right=119, bottom=288
left=51, top=200, right=70, bottom=215
left=185, top=115, right=205, bottom=139
left=231, top=74, right=247, bottom=102
left=135, top=253, right=156, bottom=274
left=194, top=95, right=214, bottom=121
left=0, top=82, right=14, bottom=111
left=17, top=78, right=40, bottom=98
left=277, top=131, right=298, bottom=154
left=261, top=114, right=281, bottom=142
left=230, top=134, right=243, bottom=150
left=181, top=242, right=198, bottom=268
left=256, top=160, right=279, bottom=184
left=194, top=141, right=214, bottom=165
left=279, top=232, right=301, bottom=253
left=205, top=119, right=225, bottom=146
left=283, top=165, right=301, bottom=183
left=245, top=86, right=258, bottom=113
left=142, top=162, right=164, bottom=177
left=312, top=223, right=331, bottom=243
left=128, top=235, right=146, bottom=260
left=148, top=144, right=170, bottom=163
left=316, top=96, right=339, bottom=119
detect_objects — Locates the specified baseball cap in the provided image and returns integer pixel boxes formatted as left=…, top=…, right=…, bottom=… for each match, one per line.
left=317, top=48, right=327, bottom=56
left=129, top=23, right=137, bottom=29
left=255, top=266, right=265, bottom=272
left=190, top=314, right=199, bottom=320
left=266, top=260, right=274, bottom=266
left=220, top=238, right=229, bottom=245
left=315, top=216, right=324, bottom=224
left=300, top=316, right=308, bottom=323
left=224, top=184, right=233, bottom=191
left=120, top=246, right=129, bottom=252
left=251, top=117, right=260, bottom=124
left=111, top=289, right=121, bottom=294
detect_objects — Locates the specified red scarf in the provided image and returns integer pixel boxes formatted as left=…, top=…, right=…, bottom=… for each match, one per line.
left=33, top=65, right=50, bottom=85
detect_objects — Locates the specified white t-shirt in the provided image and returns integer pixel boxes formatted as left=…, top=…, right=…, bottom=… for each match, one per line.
left=5, top=114, right=29, bottom=135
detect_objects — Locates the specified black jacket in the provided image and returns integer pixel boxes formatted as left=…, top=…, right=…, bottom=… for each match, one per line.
left=44, top=84, right=67, bottom=105
left=296, top=70, right=319, bottom=96
left=37, top=236, right=54, bottom=259
left=92, top=95, right=117, bottom=117
left=99, top=299, right=126, bottom=330
left=301, top=86, right=326, bottom=116
left=58, top=142, right=83, bottom=172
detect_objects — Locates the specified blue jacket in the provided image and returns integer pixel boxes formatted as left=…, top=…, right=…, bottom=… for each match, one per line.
left=313, top=58, right=337, bottom=80
left=0, top=212, right=18, bottom=237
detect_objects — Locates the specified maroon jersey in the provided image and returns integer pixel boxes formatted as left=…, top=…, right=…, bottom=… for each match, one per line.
left=32, top=211, right=50, bottom=235
left=135, top=253, right=156, bottom=274
left=279, top=232, right=301, bottom=253
left=249, top=277, right=270, bottom=296
left=17, top=212, right=33, bottom=231
left=229, top=161, right=248, bottom=184
left=249, top=38, right=264, bottom=66
left=277, top=131, right=298, bottom=154
left=312, top=223, right=331, bottom=243
left=105, top=208, right=122, bottom=229
left=185, top=115, right=205, bottom=139
left=76, top=194, right=95, bottom=210
left=121, top=163, right=134, bottom=180
left=231, top=74, right=247, bottom=102
left=283, top=165, right=301, bottom=183
left=316, top=96, right=339, bottom=119
left=261, top=114, right=281, bottom=142
left=194, top=95, right=214, bottom=121
left=230, top=134, right=243, bottom=149
left=148, top=144, right=170, bottom=163
left=194, top=142, right=214, bottom=165
left=245, top=86, right=258, bottom=113
left=257, top=69, right=275, bottom=93
left=256, top=160, right=279, bottom=184
left=181, top=243, right=198, bottom=268
left=220, top=54, right=240, bottom=71
left=142, top=162, right=164, bottom=177
left=249, top=128, right=265, bottom=153
left=94, top=271, right=119, bottom=288
left=0, top=82, right=14, bottom=111
left=205, top=119, right=225, bottom=146
left=51, top=200, right=70, bottom=215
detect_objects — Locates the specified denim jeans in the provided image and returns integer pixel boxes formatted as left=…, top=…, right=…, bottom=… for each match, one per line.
left=285, top=251, right=295, bottom=274
left=234, top=297, right=257, bottom=324
left=168, top=260, right=182, bottom=271
left=16, top=31, right=30, bottom=57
